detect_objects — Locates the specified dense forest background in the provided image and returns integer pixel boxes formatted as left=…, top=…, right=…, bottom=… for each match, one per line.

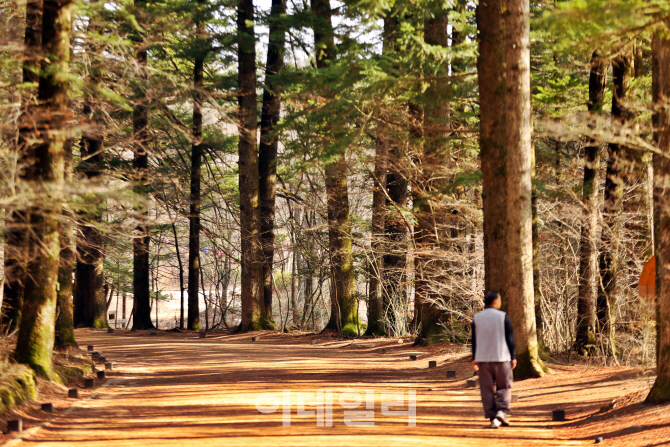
left=0, top=0, right=669, bottom=401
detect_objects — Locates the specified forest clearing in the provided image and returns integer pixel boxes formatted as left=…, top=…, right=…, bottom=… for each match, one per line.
left=0, top=329, right=667, bottom=446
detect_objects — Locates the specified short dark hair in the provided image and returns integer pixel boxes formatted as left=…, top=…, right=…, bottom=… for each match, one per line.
left=484, top=290, right=500, bottom=306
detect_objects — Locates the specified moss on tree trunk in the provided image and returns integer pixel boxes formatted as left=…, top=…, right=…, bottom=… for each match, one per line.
left=310, top=0, right=358, bottom=336
left=0, top=366, right=38, bottom=415
left=14, top=0, right=72, bottom=380
left=323, top=157, right=359, bottom=336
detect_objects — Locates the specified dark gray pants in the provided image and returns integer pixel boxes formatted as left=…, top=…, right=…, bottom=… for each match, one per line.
left=478, top=361, right=513, bottom=419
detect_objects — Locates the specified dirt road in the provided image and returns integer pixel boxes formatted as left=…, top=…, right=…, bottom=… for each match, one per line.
left=11, top=330, right=598, bottom=446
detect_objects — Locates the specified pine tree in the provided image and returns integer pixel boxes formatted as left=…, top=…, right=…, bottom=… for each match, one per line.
left=477, top=0, right=543, bottom=377
left=258, top=0, right=287, bottom=330
left=132, top=0, right=154, bottom=330
left=3, top=0, right=42, bottom=332
left=575, top=50, right=607, bottom=353
left=55, top=142, right=77, bottom=348
left=237, top=0, right=267, bottom=330
left=415, top=2, right=450, bottom=344
left=598, top=46, right=633, bottom=358
left=14, top=0, right=72, bottom=379
left=312, top=0, right=358, bottom=335
left=188, top=0, right=206, bottom=332
left=75, top=38, right=108, bottom=328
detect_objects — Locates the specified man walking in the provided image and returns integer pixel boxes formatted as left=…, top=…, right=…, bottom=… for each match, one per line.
left=472, top=290, right=517, bottom=429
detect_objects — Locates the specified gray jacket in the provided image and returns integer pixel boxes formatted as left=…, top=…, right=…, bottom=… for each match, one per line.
left=471, top=307, right=516, bottom=362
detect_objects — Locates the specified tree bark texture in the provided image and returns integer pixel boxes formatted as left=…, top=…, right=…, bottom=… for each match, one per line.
left=188, top=4, right=205, bottom=331
left=3, top=0, right=43, bottom=331
left=383, top=146, right=409, bottom=335
left=132, top=0, right=153, bottom=330
left=597, top=48, right=633, bottom=356
left=647, top=28, right=670, bottom=404
left=477, top=0, right=543, bottom=377
left=14, top=0, right=71, bottom=379
left=366, top=132, right=388, bottom=336
left=366, top=15, right=397, bottom=337
left=575, top=50, right=607, bottom=353
left=415, top=6, right=450, bottom=344
left=258, top=0, right=286, bottom=329
left=56, top=210, right=76, bottom=347
left=55, top=142, right=77, bottom=348
left=237, top=0, right=267, bottom=330
left=531, top=140, right=543, bottom=348
left=75, top=91, right=108, bottom=329
left=312, top=0, right=358, bottom=335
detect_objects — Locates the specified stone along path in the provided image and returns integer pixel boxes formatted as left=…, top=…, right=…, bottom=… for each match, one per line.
left=17, top=330, right=587, bottom=446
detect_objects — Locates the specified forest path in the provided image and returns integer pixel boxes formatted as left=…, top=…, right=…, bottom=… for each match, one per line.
left=18, top=329, right=592, bottom=446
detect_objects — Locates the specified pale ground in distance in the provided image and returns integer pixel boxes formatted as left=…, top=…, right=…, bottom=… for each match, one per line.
left=3, top=329, right=669, bottom=446
left=107, top=291, right=368, bottom=331
left=106, top=291, right=229, bottom=329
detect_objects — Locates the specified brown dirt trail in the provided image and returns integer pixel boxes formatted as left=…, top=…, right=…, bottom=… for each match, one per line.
left=6, top=329, right=667, bottom=446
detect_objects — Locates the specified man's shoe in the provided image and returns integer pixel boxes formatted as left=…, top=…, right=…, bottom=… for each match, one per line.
left=487, top=418, right=501, bottom=429
left=496, top=411, right=510, bottom=427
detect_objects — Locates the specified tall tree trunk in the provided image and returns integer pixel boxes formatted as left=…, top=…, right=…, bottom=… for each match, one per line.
left=14, top=0, right=71, bottom=379
left=323, top=157, right=358, bottom=334
left=646, top=28, right=670, bottom=404
left=575, top=50, right=607, bottom=353
left=415, top=5, right=449, bottom=345
left=383, top=147, right=408, bottom=335
left=133, top=0, right=154, bottom=330
left=75, top=102, right=107, bottom=329
left=366, top=130, right=388, bottom=336
left=366, top=15, right=397, bottom=337
left=55, top=142, right=77, bottom=348
left=237, top=0, right=266, bottom=330
left=132, top=0, right=153, bottom=330
left=188, top=4, right=205, bottom=331
left=409, top=99, right=424, bottom=336
left=383, top=14, right=413, bottom=337
left=312, top=0, right=358, bottom=335
left=598, top=48, right=632, bottom=357
left=3, top=0, right=43, bottom=331
left=477, top=0, right=543, bottom=378
left=258, top=0, right=286, bottom=329
left=73, top=0, right=107, bottom=330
